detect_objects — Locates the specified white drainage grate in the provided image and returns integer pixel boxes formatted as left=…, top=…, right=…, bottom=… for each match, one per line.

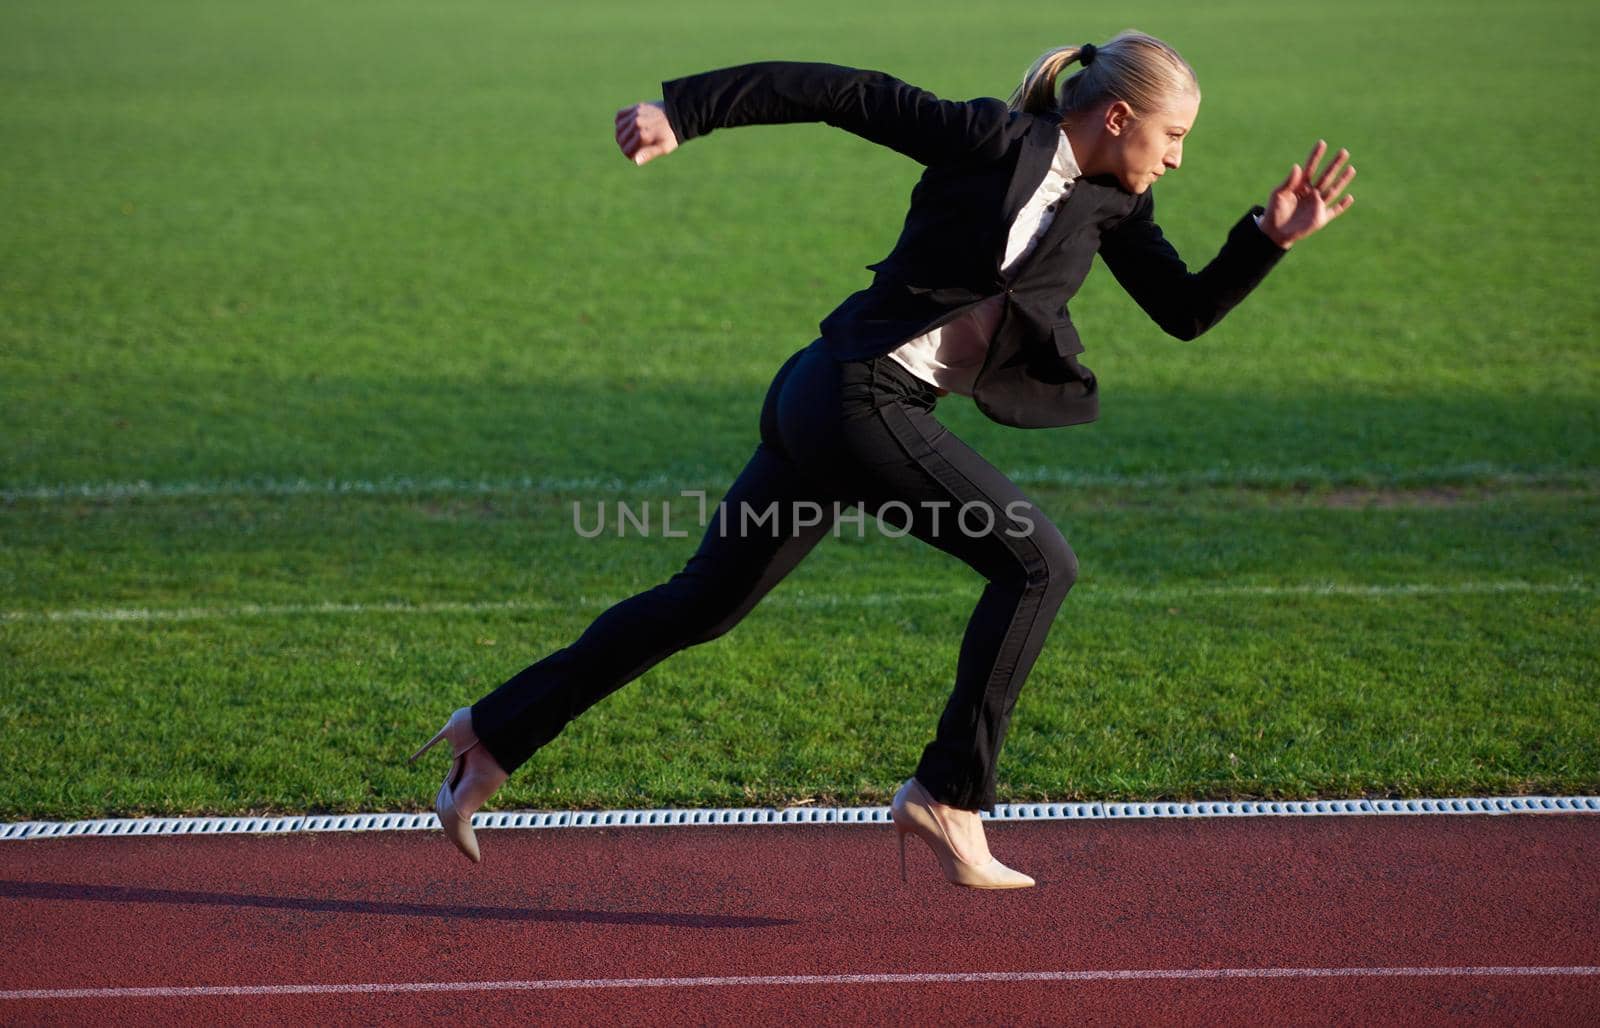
left=1, top=795, right=1596, bottom=841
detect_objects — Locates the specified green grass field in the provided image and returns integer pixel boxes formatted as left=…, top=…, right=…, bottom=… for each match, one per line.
left=3, top=0, right=1596, bottom=819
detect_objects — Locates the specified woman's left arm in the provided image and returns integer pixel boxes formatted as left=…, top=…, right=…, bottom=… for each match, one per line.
left=1098, top=140, right=1355, bottom=340
left=1256, top=141, right=1356, bottom=249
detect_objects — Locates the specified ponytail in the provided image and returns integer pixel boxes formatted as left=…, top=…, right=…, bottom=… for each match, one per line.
left=1007, top=45, right=1090, bottom=116
left=1008, top=31, right=1199, bottom=120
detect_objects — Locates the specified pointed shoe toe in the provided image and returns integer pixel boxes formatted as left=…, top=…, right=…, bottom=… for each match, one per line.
left=436, top=779, right=482, bottom=864
left=969, top=859, right=1034, bottom=890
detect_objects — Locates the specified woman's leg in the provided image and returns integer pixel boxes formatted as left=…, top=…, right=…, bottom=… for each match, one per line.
left=776, top=350, right=1079, bottom=813
left=470, top=346, right=842, bottom=775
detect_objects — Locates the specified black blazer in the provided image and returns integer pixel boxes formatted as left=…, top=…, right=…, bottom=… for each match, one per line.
left=660, top=61, right=1289, bottom=429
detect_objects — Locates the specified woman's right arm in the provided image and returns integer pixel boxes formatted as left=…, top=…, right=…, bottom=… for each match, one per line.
left=1097, top=190, right=1289, bottom=341
left=618, top=61, right=1014, bottom=167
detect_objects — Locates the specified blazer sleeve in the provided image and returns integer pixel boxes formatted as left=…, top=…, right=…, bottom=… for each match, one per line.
left=1097, top=189, right=1290, bottom=341
left=659, top=60, right=1014, bottom=166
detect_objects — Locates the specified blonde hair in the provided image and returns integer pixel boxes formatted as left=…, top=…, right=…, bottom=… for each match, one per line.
left=1008, top=31, right=1198, bottom=121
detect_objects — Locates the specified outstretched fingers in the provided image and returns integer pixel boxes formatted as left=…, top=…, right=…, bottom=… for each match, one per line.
left=1304, top=140, right=1328, bottom=180
left=1322, top=161, right=1357, bottom=204
left=1313, top=146, right=1352, bottom=194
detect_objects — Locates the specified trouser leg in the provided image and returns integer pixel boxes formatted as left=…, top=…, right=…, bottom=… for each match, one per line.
left=471, top=348, right=837, bottom=775
left=877, top=399, right=1079, bottom=813
left=779, top=350, right=1079, bottom=813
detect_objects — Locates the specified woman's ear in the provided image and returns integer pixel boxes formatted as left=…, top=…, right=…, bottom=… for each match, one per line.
left=1104, top=100, right=1135, bottom=137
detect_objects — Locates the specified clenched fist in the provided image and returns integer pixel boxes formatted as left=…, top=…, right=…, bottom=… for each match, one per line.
left=615, top=101, right=680, bottom=166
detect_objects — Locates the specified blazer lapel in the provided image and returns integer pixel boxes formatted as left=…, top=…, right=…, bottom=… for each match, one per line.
left=1033, top=178, right=1103, bottom=253
left=1010, top=176, right=1132, bottom=280
left=994, top=115, right=1134, bottom=279
left=993, top=116, right=1060, bottom=269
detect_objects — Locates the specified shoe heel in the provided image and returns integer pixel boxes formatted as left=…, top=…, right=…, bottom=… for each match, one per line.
left=408, top=727, right=449, bottom=765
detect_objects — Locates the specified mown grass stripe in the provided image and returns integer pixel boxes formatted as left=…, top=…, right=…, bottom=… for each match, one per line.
left=2, top=464, right=1594, bottom=502
left=1, top=581, right=1589, bottom=625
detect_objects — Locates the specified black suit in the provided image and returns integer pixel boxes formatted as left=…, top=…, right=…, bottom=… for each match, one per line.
left=661, top=60, right=1289, bottom=427
left=471, top=61, right=1287, bottom=812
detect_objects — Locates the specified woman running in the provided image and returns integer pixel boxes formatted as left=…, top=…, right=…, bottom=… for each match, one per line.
left=411, top=32, right=1355, bottom=888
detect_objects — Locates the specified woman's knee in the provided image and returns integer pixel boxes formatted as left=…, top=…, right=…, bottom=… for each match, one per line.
left=652, top=565, right=754, bottom=645
left=685, top=603, right=748, bottom=646
left=1000, top=514, right=1078, bottom=597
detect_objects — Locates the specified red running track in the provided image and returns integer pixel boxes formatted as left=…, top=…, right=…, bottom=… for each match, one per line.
left=2, top=813, right=1597, bottom=1025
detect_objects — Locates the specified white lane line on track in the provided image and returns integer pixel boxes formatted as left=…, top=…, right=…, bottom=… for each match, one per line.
left=2, top=463, right=1590, bottom=502
left=2, top=580, right=1589, bottom=624
left=5, top=966, right=1599, bottom=1000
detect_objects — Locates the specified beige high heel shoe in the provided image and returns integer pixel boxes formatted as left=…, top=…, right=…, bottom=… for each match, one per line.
left=409, top=707, right=507, bottom=864
left=891, top=777, right=1035, bottom=889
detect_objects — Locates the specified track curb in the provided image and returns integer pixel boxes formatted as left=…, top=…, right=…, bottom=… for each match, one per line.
left=5, top=795, right=1597, bottom=841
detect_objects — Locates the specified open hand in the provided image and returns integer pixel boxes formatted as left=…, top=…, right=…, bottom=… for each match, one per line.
left=1259, top=140, right=1355, bottom=248
left=615, top=101, right=679, bottom=166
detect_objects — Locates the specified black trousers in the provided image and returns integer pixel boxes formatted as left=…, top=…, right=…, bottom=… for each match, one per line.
left=471, top=339, right=1078, bottom=811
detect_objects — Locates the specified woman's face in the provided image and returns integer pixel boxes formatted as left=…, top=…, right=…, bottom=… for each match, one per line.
left=1103, top=93, right=1199, bottom=194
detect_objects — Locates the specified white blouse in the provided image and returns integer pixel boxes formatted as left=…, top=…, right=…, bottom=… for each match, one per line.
left=885, top=127, right=1083, bottom=397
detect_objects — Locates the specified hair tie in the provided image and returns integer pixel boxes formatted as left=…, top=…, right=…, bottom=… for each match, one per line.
left=1079, top=43, right=1097, bottom=66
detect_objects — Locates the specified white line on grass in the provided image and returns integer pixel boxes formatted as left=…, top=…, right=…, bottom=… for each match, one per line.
left=1, top=580, right=1589, bottom=624
left=2, top=463, right=1590, bottom=503
left=3, top=966, right=1598, bottom=1001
